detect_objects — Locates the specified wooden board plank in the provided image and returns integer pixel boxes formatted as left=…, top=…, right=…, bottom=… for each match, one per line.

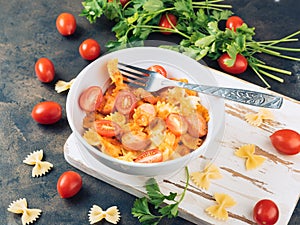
left=64, top=68, right=300, bottom=225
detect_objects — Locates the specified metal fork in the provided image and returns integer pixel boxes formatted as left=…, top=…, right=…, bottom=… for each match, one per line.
left=118, top=62, right=283, bottom=109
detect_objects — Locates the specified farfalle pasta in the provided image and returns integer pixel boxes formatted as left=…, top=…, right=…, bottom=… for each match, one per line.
left=205, top=193, right=236, bottom=220
left=81, top=59, right=209, bottom=163
left=235, top=144, right=266, bottom=170
left=7, top=198, right=42, bottom=225
left=190, top=163, right=222, bottom=190
left=23, top=150, right=53, bottom=177
left=88, top=205, right=121, bottom=224
left=245, top=109, right=274, bottom=127
left=55, top=78, right=75, bottom=93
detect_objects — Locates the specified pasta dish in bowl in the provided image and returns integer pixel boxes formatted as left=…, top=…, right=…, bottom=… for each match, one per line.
left=66, top=47, right=225, bottom=176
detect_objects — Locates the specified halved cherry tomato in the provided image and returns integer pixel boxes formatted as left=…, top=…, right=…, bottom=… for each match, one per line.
left=218, top=53, right=248, bottom=74
left=135, top=149, right=163, bottom=163
left=94, top=120, right=121, bottom=137
left=166, top=113, right=188, bottom=136
left=159, top=14, right=177, bottom=35
left=79, top=39, right=101, bottom=61
left=270, top=129, right=300, bottom=155
left=253, top=199, right=279, bottom=225
left=31, top=101, right=62, bottom=124
left=186, top=113, right=208, bottom=138
left=121, top=131, right=151, bottom=151
left=226, top=16, right=244, bottom=31
left=79, top=86, right=103, bottom=112
left=114, top=90, right=138, bottom=115
left=35, top=58, right=55, bottom=83
left=57, top=171, right=82, bottom=198
left=56, top=13, right=76, bottom=36
left=147, top=65, right=168, bottom=77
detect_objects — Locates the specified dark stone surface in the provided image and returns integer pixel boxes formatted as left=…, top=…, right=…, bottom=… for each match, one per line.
left=0, top=0, right=299, bottom=224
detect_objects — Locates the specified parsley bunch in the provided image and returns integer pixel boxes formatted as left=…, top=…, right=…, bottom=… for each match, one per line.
left=131, top=167, right=189, bottom=225
left=80, top=0, right=300, bottom=87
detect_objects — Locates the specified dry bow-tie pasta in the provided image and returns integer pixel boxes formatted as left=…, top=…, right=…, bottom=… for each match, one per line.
left=7, top=198, right=42, bottom=225
left=235, top=144, right=266, bottom=170
left=190, top=164, right=222, bottom=190
left=55, top=78, right=75, bottom=93
left=88, top=205, right=121, bottom=224
left=205, top=193, right=236, bottom=220
left=245, top=109, right=274, bottom=127
left=23, top=150, right=53, bottom=177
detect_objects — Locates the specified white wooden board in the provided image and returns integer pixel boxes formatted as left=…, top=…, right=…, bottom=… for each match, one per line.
left=64, top=68, right=300, bottom=225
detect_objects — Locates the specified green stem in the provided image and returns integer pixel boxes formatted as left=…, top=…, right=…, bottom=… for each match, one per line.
left=255, top=64, right=292, bottom=75
left=257, top=43, right=300, bottom=52
left=251, top=66, right=271, bottom=88
left=258, top=69, right=284, bottom=83
left=178, top=167, right=189, bottom=203
left=255, top=38, right=298, bottom=44
left=267, top=30, right=300, bottom=47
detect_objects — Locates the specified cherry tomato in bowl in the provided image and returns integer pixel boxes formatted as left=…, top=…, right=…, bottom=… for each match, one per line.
left=218, top=53, right=248, bottom=74
left=57, top=171, right=82, bottom=198
left=79, top=39, right=101, bottom=61
left=147, top=65, right=168, bottom=77
left=159, top=14, right=177, bottom=35
left=135, top=149, right=163, bottom=163
left=56, top=12, right=77, bottom=36
left=31, top=101, right=62, bottom=124
left=226, top=16, right=244, bottom=31
left=253, top=199, right=279, bottom=225
left=270, top=129, right=300, bottom=155
left=35, top=58, right=55, bottom=83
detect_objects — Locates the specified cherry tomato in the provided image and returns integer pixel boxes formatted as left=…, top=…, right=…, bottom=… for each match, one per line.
left=79, top=86, right=103, bottom=112
left=57, top=171, right=82, bottom=198
left=270, top=129, right=300, bottom=155
left=226, top=16, right=244, bottom=31
left=166, top=113, right=188, bottom=136
left=120, top=0, right=129, bottom=7
left=94, top=120, right=121, bottom=137
left=135, top=149, right=163, bottom=163
left=79, top=39, right=101, bottom=61
left=218, top=53, right=248, bottom=74
left=34, top=58, right=55, bottom=83
left=121, top=131, right=151, bottom=151
left=159, top=14, right=177, bottom=35
left=253, top=199, right=279, bottom=225
left=31, top=101, right=62, bottom=124
left=147, top=65, right=168, bottom=77
left=56, top=13, right=76, bottom=36
left=114, top=90, right=137, bottom=115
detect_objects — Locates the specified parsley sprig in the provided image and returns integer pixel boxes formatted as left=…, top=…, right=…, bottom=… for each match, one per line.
left=80, top=0, right=300, bottom=87
left=131, top=167, right=189, bottom=225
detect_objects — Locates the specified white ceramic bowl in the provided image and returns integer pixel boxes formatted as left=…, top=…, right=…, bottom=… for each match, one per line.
left=66, top=47, right=225, bottom=177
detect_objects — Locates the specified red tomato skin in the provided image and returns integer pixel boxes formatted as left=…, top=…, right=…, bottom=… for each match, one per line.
left=31, top=101, right=62, bottom=124
left=79, top=39, right=101, bottom=61
left=253, top=199, right=279, bottom=225
left=147, top=65, right=168, bottom=77
left=35, top=58, right=55, bottom=83
left=94, top=120, right=121, bottom=137
left=218, top=53, right=248, bottom=74
left=56, top=13, right=77, bottom=36
left=159, top=14, right=177, bottom=35
left=135, top=149, right=163, bottom=163
left=57, top=171, right=82, bottom=198
left=270, top=129, right=300, bottom=155
left=79, top=86, right=103, bottom=112
left=120, top=0, right=129, bottom=7
left=166, top=113, right=188, bottom=136
left=226, top=16, right=244, bottom=31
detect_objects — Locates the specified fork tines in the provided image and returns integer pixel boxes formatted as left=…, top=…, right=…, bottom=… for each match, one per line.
left=118, top=62, right=149, bottom=88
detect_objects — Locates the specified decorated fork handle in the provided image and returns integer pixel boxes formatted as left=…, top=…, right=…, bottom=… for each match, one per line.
left=175, top=82, right=283, bottom=109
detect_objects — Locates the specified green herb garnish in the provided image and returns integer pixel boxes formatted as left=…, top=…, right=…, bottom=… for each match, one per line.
left=80, top=0, right=300, bottom=88
left=131, top=167, right=189, bottom=224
